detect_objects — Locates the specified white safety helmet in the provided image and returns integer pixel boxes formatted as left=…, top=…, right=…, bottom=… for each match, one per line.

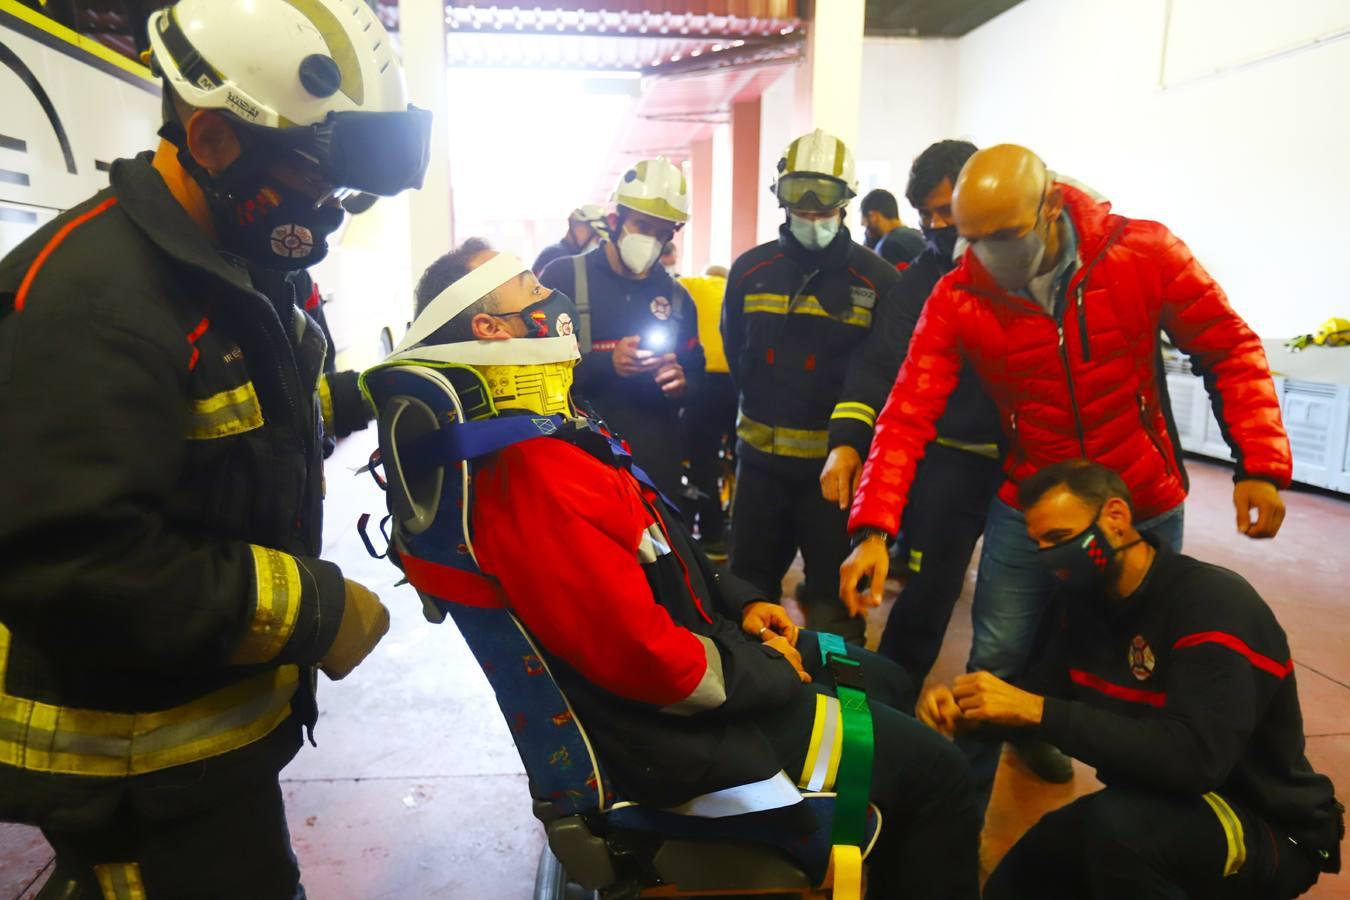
left=613, top=158, right=690, bottom=224
left=147, top=0, right=430, bottom=196
left=570, top=203, right=608, bottom=226
left=773, top=129, right=859, bottom=212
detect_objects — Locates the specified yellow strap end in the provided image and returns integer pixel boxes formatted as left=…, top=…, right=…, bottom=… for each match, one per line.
left=822, top=844, right=863, bottom=900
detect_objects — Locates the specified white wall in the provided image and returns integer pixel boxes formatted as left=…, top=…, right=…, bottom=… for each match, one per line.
left=709, top=122, right=735, bottom=270
left=853, top=37, right=961, bottom=224
left=953, top=0, right=1350, bottom=338
left=757, top=69, right=797, bottom=246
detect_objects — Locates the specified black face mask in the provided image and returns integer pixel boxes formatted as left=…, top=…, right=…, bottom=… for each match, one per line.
left=212, top=177, right=346, bottom=271
left=506, top=290, right=579, bottom=339
left=923, top=224, right=960, bottom=264
left=1036, top=515, right=1142, bottom=592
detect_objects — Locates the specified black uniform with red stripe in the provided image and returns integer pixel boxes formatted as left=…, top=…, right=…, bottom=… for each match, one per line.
left=991, top=537, right=1341, bottom=897
left=721, top=224, right=903, bottom=640
left=0, top=154, right=350, bottom=896
left=539, top=246, right=704, bottom=504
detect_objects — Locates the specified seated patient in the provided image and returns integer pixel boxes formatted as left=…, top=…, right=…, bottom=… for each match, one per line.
left=917, top=460, right=1342, bottom=899
left=397, top=239, right=981, bottom=899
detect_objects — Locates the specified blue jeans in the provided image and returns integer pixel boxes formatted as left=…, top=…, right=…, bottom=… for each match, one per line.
left=959, top=497, right=1185, bottom=806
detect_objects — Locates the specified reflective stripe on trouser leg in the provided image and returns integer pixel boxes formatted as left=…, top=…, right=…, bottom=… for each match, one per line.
left=1202, top=792, right=1248, bottom=877
left=94, top=863, right=146, bottom=900
left=798, top=693, right=844, bottom=792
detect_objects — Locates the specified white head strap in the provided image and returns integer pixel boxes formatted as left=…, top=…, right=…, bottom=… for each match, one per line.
left=394, top=252, right=529, bottom=354
left=388, top=250, right=580, bottom=366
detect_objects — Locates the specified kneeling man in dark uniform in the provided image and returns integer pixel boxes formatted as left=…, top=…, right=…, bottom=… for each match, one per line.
left=918, top=460, right=1342, bottom=899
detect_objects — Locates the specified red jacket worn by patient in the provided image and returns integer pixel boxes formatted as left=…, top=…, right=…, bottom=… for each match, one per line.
left=850, top=183, right=1291, bottom=535
left=470, top=435, right=803, bottom=808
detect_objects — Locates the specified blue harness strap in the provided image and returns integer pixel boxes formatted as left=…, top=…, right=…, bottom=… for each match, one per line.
left=396, top=413, right=673, bottom=507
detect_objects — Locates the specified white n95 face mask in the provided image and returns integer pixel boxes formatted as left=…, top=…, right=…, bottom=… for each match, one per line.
left=789, top=212, right=840, bottom=251
left=618, top=232, right=663, bottom=275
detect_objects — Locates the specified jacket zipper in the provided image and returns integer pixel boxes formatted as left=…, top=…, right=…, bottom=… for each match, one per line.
left=1009, top=411, right=1025, bottom=466
left=1138, top=394, right=1176, bottom=476
left=1057, top=322, right=1088, bottom=455
left=1076, top=284, right=1091, bottom=362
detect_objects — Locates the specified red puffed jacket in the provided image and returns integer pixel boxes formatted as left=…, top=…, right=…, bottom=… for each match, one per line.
left=850, top=183, right=1291, bottom=536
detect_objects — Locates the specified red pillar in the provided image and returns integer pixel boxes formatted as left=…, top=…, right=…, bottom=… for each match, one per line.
left=730, top=96, right=762, bottom=261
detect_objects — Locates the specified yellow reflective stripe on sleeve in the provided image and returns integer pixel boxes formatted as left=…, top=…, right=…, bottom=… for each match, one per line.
left=830, top=401, right=876, bottom=428
left=230, top=546, right=303, bottom=665
left=94, top=863, right=146, bottom=900
left=1202, top=792, right=1247, bottom=877
left=737, top=412, right=830, bottom=460
left=185, top=382, right=264, bottom=440
left=908, top=549, right=923, bottom=574
left=318, top=374, right=335, bottom=435
left=0, top=0, right=156, bottom=84
left=0, top=623, right=299, bottom=777
left=742, top=293, right=872, bottom=328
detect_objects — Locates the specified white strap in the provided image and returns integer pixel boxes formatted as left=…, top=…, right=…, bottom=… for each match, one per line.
left=661, top=770, right=803, bottom=818
left=386, top=334, right=579, bottom=367
left=395, top=252, right=529, bottom=353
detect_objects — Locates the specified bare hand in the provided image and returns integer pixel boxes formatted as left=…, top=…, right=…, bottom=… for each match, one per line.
left=819, top=446, right=863, bottom=511
left=742, top=601, right=799, bottom=646
left=1234, top=479, right=1285, bottom=539
left=839, top=535, right=888, bottom=617
left=952, top=671, right=1044, bottom=728
left=917, top=685, right=964, bottom=738
left=764, top=634, right=811, bottom=683
left=613, top=335, right=658, bottom=377
left=654, top=360, right=686, bottom=397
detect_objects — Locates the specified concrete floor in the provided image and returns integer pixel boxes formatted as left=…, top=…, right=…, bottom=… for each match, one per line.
left=3, top=438, right=1347, bottom=898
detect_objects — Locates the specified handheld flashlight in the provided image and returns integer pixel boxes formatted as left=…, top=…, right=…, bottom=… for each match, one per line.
left=644, top=328, right=672, bottom=352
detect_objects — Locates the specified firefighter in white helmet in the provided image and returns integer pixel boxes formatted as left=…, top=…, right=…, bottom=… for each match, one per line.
left=539, top=158, right=706, bottom=507
left=0, top=0, right=429, bottom=894
left=532, top=203, right=609, bottom=275
left=721, top=129, right=905, bottom=644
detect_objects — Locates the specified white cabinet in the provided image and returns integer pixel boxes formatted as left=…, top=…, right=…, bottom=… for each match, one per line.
left=1164, top=342, right=1350, bottom=495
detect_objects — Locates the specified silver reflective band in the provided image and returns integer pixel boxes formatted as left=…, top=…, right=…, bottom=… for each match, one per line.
left=395, top=252, right=530, bottom=353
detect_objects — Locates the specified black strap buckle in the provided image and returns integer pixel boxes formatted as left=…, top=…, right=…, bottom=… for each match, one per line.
left=826, top=653, right=866, bottom=692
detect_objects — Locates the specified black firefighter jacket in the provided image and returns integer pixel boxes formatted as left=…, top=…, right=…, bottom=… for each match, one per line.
left=722, top=223, right=904, bottom=479
left=0, top=154, right=348, bottom=825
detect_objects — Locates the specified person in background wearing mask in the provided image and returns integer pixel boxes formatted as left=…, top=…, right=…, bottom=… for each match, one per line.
left=842, top=143, right=1293, bottom=812
left=532, top=203, right=607, bottom=276
left=922, top=460, right=1341, bottom=900
left=723, top=130, right=904, bottom=644
left=860, top=188, right=925, bottom=269
left=680, top=264, right=736, bottom=559
left=539, top=159, right=704, bottom=505
left=0, top=0, right=430, bottom=894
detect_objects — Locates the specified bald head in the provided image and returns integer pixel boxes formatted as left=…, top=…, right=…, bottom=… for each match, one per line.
left=952, top=144, right=1053, bottom=241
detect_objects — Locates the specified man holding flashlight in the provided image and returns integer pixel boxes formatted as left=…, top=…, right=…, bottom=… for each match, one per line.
left=722, top=130, right=904, bottom=643
left=539, top=158, right=704, bottom=506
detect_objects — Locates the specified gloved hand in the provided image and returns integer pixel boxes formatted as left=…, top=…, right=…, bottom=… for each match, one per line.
left=319, top=580, right=390, bottom=680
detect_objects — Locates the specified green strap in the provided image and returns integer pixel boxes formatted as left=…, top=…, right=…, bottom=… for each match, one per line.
left=816, top=633, right=874, bottom=848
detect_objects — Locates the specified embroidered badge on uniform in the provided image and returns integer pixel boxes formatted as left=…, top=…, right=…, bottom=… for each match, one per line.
left=650, top=296, right=672, bottom=320
left=849, top=286, right=877, bottom=309
left=1129, top=635, right=1156, bottom=681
